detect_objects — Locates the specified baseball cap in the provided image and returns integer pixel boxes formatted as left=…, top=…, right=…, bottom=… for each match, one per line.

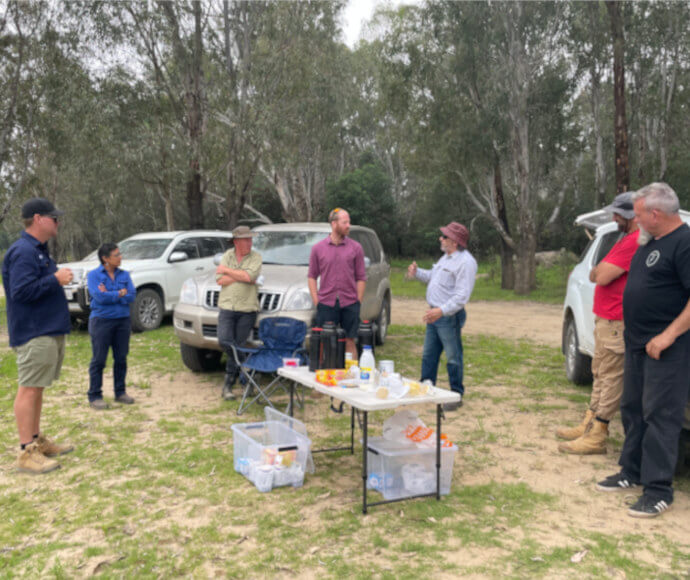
left=21, top=198, right=65, bottom=219
left=603, top=192, right=635, bottom=220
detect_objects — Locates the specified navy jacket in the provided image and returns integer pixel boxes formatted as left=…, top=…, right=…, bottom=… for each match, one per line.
left=2, top=231, right=71, bottom=347
left=87, top=265, right=136, bottom=319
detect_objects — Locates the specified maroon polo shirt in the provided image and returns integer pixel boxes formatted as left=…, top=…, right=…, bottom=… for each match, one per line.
left=308, top=235, right=367, bottom=307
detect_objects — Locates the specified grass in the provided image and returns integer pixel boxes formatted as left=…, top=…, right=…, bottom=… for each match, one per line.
left=390, top=256, right=574, bottom=304
left=1, top=319, right=689, bottom=578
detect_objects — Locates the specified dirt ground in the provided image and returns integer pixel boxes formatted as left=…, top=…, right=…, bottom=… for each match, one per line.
left=391, top=297, right=563, bottom=347
left=132, top=298, right=689, bottom=574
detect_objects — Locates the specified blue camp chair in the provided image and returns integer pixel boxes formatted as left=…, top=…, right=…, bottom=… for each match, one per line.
left=231, top=317, right=308, bottom=415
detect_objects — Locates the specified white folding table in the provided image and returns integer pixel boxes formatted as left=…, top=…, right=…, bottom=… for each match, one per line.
left=277, top=366, right=460, bottom=513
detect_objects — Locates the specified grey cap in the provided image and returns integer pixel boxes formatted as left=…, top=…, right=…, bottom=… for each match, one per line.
left=603, top=192, right=635, bottom=220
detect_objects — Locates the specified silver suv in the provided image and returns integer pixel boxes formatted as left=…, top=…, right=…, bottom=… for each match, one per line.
left=59, top=231, right=232, bottom=332
left=173, top=223, right=392, bottom=372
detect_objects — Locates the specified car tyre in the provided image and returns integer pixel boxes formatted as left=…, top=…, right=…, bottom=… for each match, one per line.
left=564, top=317, right=593, bottom=385
left=375, top=295, right=390, bottom=345
left=180, top=343, right=223, bottom=372
left=131, top=288, right=164, bottom=332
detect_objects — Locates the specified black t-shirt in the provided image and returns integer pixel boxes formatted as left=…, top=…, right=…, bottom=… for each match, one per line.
left=623, top=223, right=690, bottom=347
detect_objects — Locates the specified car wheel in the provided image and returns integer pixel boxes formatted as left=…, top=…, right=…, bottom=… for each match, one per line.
left=375, top=296, right=390, bottom=345
left=131, top=288, right=163, bottom=332
left=180, top=342, right=223, bottom=372
left=564, top=317, right=593, bottom=385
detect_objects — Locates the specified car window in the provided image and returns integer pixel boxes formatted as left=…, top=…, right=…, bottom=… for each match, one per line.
left=119, top=238, right=171, bottom=260
left=173, top=238, right=201, bottom=260
left=253, top=231, right=326, bottom=265
left=198, top=236, right=226, bottom=257
left=594, top=231, right=622, bottom=265
left=349, top=231, right=379, bottom=263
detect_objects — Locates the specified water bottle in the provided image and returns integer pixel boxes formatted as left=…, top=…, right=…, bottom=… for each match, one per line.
left=359, top=345, right=375, bottom=383
left=308, top=328, right=322, bottom=371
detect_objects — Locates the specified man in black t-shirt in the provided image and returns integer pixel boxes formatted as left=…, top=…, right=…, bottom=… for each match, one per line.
left=596, top=183, right=690, bottom=518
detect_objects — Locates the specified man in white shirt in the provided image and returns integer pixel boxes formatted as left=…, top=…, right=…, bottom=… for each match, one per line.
left=408, top=222, right=477, bottom=411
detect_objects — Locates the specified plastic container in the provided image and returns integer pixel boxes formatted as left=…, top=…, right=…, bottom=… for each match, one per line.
left=359, top=345, right=376, bottom=383
left=308, top=328, right=322, bottom=371
left=365, top=436, right=457, bottom=500
left=231, top=407, right=314, bottom=492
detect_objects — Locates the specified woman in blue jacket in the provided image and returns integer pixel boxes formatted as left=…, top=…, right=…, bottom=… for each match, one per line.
left=86, top=243, right=136, bottom=409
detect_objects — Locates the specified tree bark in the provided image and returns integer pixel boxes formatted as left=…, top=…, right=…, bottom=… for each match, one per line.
left=606, top=0, right=629, bottom=193
left=493, top=158, right=515, bottom=289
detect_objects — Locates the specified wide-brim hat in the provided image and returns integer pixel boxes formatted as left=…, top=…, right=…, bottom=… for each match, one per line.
left=603, top=192, right=635, bottom=220
left=231, top=225, right=256, bottom=239
left=440, top=222, right=469, bottom=249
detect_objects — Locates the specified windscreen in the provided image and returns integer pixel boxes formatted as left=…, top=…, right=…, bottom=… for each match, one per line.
left=252, top=231, right=326, bottom=266
left=118, top=238, right=171, bottom=260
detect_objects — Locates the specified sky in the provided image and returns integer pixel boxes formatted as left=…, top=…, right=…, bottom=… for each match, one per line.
left=343, top=0, right=415, bottom=48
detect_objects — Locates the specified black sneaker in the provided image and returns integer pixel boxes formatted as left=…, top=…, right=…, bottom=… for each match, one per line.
left=628, top=495, right=671, bottom=518
left=596, top=472, right=639, bottom=492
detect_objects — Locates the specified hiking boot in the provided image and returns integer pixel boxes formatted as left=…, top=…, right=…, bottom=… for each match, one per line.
left=34, top=434, right=74, bottom=457
left=558, top=419, right=608, bottom=455
left=596, top=472, right=638, bottom=492
left=17, top=442, right=61, bottom=474
left=443, top=395, right=463, bottom=412
left=628, top=495, right=671, bottom=518
left=89, top=399, right=109, bottom=410
left=115, top=393, right=135, bottom=405
left=556, top=409, right=595, bottom=441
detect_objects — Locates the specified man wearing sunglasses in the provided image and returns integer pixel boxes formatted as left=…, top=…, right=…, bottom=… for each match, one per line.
left=2, top=198, right=74, bottom=474
left=407, top=222, right=477, bottom=411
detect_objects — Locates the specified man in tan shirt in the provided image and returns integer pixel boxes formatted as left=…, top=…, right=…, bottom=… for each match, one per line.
left=216, top=226, right=262, bottom=400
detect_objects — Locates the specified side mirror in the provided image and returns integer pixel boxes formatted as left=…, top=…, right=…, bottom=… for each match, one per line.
left=168, top=251, right=188, bottom=263
left=364, top=256, right=371, bottom=269
left=213, top=252, right=223, bottom=266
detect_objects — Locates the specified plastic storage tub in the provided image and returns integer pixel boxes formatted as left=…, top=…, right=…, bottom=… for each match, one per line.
left=232, top=408, right=313, bottom=492
left=365, top=436, right=458, bottom=500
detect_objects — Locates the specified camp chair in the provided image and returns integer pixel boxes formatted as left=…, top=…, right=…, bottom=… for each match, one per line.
left=231, top=317, right=308, bottom=416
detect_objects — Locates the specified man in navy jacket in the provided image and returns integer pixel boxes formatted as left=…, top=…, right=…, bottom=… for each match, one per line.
left=2, top=198, right=74, bottom=474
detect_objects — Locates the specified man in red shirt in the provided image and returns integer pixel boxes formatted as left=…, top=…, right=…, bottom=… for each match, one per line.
left=557, top=192, right=640, bottom=454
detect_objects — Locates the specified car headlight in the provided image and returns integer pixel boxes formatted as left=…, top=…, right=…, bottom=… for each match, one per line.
left=284, top=288, right=313, bottom=311
left=179, top=278, right=198, bottom=305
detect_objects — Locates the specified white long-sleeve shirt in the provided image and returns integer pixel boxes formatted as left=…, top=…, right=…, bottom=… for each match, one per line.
left=415, top=250, right=477, bottom=316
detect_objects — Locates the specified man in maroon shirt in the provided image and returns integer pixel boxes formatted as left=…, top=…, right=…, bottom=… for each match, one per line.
left=308, top=208, right=367, bottom=359
left=557, top=192, right=640, bottom=454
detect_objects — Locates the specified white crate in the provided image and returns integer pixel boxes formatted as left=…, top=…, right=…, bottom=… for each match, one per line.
left=366, top=436, right=458, bottom=500
left=232, top=408, right=312, bottom=492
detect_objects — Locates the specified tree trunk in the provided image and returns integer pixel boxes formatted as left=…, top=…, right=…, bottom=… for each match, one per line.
left=493, top=158, right=514, bottom=289
left=514, top=226, right=536, bottom=295
left=606, top=0, right=629, bottom=193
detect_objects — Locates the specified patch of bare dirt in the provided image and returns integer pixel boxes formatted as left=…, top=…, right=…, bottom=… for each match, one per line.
left=392, top=297, right=563, bottom=347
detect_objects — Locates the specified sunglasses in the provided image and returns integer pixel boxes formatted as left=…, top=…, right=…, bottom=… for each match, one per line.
left=42, top=215, right=59, bottom=224
left=440, top=235, right=448, bottom=240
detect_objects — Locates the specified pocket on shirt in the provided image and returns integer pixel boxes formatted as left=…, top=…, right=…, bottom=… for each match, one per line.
left=438, top=269, right=455, bottom=288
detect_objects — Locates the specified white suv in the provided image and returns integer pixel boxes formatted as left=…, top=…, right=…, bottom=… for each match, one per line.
left=59, top=231, right=232, bottom=332
left=562, top=208, right=690, bottom=384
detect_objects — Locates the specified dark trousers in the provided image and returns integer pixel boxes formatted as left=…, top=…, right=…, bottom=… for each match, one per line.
left=217, top=309, right=257, bottom=382
left=619, top=338, right=690, bottom=503
left=88, top=316, right=131, bottom=402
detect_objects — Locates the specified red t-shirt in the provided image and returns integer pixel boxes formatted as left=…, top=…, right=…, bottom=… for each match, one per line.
left=593, top=229, right=640, bottom=320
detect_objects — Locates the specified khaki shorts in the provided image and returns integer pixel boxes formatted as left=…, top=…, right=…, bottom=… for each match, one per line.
left=14, top=335, right=66, bottom=387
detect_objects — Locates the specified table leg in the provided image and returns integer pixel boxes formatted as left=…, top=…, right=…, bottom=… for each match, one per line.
left=350, top=407, right=355, bottom=455
left=289, top=382, right=294, bottom=417
left=362, top=410, right=368, bottom=515
left=436, top=403, right=442, bottom=500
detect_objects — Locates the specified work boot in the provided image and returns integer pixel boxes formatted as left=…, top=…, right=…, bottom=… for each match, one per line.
left=556, top=409, right=595, bottom=441
left=558, top=419, right=608, bottom=455
left=222, top=374, right=236, bottom=401
left=34, top=434, right=74, bottom=457
left=17, top=442, right=61, bottom=474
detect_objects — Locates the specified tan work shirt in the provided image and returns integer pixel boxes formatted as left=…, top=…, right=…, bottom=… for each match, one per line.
left=216, top=249, right=262, bottom=312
